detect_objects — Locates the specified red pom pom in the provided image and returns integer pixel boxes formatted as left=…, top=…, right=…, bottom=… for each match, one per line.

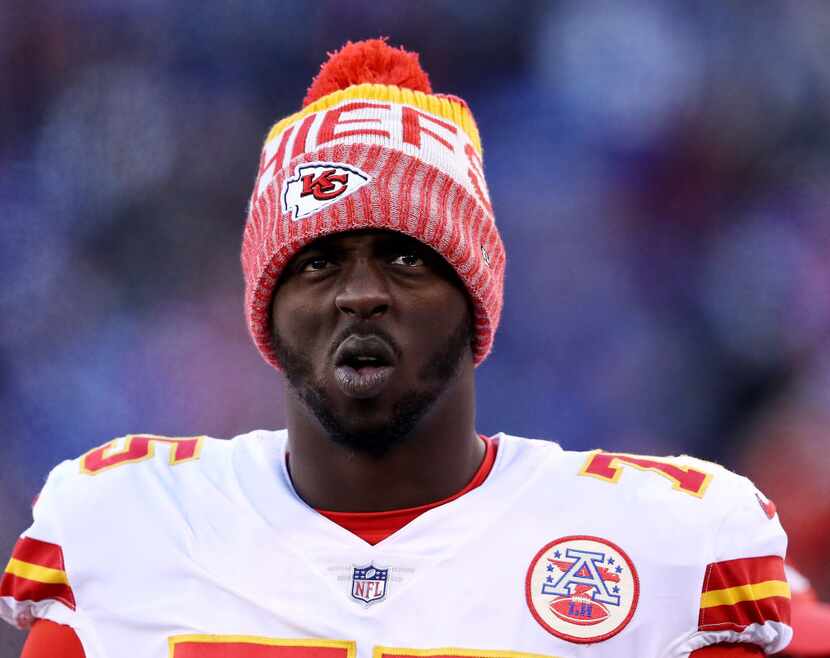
left=303, top=38, right=432, bottom=108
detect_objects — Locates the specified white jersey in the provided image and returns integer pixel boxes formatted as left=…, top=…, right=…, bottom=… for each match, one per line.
left=1, top=431, right=791, bottom=657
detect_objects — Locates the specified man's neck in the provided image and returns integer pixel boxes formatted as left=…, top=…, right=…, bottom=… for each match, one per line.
left=283, top=372, right=482, bottom=513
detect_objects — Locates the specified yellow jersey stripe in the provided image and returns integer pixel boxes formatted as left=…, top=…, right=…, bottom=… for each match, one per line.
left=5, top=557, right=69, bottom=585
left=700, top=579, right=791, bottom=609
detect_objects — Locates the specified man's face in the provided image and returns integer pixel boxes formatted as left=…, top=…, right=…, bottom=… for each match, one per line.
left=271, top=229, right=473, bottom=457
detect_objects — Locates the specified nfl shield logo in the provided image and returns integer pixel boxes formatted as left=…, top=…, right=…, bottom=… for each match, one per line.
left=351, top=564, right=388, bottom=605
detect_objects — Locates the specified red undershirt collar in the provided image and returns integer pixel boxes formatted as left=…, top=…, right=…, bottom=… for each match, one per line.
left=316, top=436, right=498, bottom=545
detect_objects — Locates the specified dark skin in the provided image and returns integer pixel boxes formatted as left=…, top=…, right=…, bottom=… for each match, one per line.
left=270, top=229, right=483, bottom=513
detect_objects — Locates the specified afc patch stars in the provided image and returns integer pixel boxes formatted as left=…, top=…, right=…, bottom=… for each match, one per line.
left=525, top=535, right=639, bottom=643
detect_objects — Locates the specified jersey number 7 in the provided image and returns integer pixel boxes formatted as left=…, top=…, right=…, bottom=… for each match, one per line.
left=578, top=450, right=712, bottom=497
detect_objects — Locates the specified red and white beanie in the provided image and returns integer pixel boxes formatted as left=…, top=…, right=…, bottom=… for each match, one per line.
left=241, top=39, right=505, bottom=370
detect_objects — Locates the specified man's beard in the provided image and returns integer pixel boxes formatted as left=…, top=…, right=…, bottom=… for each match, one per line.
left=274, top=316, right=472, bottom=459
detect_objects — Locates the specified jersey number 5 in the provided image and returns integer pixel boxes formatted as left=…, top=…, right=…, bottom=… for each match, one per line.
left=578, top=450, right=711, bottom=497
left=81, top=435, right=204, bottom=475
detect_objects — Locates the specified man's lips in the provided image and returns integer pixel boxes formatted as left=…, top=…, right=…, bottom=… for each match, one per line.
left=334, top=334, right=397, bottom=368
left=332, top=335, right=397, bottom=399
left=333, top=364, right=394, bottom=399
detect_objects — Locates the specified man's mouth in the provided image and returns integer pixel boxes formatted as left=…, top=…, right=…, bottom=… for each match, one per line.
left=332, top=335, right=397, bottom=399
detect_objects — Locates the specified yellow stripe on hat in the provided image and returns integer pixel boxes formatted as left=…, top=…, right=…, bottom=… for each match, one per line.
left=266, top=83, right=482, bottom=155
left=700, top=579, right=790, bottom=609
left=5, top=557, right=69, bottom=585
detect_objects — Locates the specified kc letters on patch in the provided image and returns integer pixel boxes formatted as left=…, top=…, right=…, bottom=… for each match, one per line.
left=283, top=162, right=372, bottom=221
left=526, top=535, right=639, bottom=643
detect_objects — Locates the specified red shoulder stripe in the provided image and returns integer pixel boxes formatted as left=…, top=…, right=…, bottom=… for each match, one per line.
left=1, top=537, right=76, bottom=610
left=698, top=556, right=790, bottom=632
left=703, top=555, right=786, bottom=592
left=11, top=537, right=67, bottom=571
left=699, top=596, right=790, bottom=631
left=0, top=572, right=76, bottom=610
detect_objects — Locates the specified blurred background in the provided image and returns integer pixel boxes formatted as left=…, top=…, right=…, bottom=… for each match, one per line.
left=2, top=1, right=829, bottom=653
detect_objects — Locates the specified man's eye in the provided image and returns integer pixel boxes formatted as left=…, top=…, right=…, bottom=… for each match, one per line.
left=299, top=257, right=333, bottom=272
left=390, top=253, right=424, bottom=267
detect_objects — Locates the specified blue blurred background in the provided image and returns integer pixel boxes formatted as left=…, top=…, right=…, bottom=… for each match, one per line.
left=2, top=1, right=830, bottom=653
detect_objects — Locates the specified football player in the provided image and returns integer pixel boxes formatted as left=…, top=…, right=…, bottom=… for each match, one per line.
left=1, top=39, right=791, bottom=658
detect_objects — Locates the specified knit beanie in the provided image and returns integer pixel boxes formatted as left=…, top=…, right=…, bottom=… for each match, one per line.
left=241, top=39, right=505, bottom=370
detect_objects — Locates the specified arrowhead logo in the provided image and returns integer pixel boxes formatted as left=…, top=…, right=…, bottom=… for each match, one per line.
left=283, top=162, right=371, bottom=221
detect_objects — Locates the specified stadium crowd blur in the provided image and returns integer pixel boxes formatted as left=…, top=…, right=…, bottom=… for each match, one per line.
left=2, top=1, right=829, bottom=653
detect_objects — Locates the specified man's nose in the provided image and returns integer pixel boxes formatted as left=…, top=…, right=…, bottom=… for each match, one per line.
left=334, top=259, right=391, bottom=319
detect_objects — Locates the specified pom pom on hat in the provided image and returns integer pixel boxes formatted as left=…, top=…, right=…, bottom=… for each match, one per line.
left=303, top=38, right=432, bottom=107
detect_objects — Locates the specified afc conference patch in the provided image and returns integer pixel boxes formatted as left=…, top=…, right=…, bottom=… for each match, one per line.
left=525, top=535, right=639, bottom=643
left=351, top=564, right=388, bottom=606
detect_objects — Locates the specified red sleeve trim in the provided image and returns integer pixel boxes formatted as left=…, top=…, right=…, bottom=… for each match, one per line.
left=702, top=556, right=786, bottom=592
left=9, top=538, right=66, bottom=571
left=699, top=596, right=790, bottom=632
left=699, top=555, right=790, bottom=631
left=0, top=573, right=76, bottom=611
left=0, top=537, right=76, bottom=610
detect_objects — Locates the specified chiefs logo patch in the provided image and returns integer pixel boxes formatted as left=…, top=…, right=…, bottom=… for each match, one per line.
left=525, top=535, right=639, bottom=643
left=282, top=162, right=371, bottom=221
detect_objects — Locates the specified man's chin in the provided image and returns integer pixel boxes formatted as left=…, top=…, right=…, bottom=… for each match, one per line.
left=330, top=429, right=405, bottom=459
left=302, top=385, right=437, bottom=459
left=314, top=414, right=413, bottom=459
left=274, top=314, right=471, bottom=458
